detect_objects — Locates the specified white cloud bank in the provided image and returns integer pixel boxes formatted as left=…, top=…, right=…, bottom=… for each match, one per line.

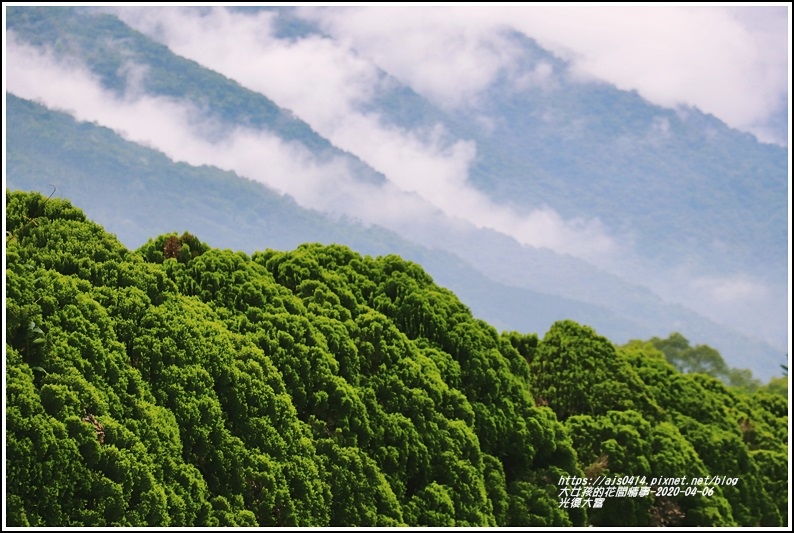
left=305, top=5, right=789, bottom=145
left=112, top=6, right=617, bottom=259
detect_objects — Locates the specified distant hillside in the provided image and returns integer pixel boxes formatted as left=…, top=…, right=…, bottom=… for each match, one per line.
left=6, top=190, right=787, bottom=526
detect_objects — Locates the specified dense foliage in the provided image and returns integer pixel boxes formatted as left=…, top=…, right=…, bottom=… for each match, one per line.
left=5, top=191, right=788, bottom=526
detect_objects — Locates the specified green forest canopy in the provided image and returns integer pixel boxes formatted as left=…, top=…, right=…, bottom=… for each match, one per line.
left=5, top=190, right=789, bottom=526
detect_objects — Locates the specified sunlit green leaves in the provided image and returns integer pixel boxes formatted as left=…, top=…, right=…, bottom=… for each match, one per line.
left=5, top=190, right=786, bottom=527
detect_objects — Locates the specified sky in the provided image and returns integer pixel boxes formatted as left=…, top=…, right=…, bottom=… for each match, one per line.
left=3, top=4, right=791, bottom=353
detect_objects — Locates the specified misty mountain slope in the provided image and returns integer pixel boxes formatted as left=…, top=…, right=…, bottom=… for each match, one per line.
left=6, top=93, right=644, bottom=344
left=5, top=7, right=786, bottom=378
left=5, top=5, right=384, bottom=188
left=465, top=62, right=787, bottom=278
left=4, top=93, right=375, bottom=255
left=284, top=9, right=787, bottom=278
left=6, top=93, right=785, bottom=381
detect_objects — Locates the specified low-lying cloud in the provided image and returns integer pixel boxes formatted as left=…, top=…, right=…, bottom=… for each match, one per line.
left=113, top=6, right=618, bottom=259
left=305, top=5, right=788, bottom=145
left=5, top=34, right=438, bottom=230
left=303, top=6, right=524, bottom=111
